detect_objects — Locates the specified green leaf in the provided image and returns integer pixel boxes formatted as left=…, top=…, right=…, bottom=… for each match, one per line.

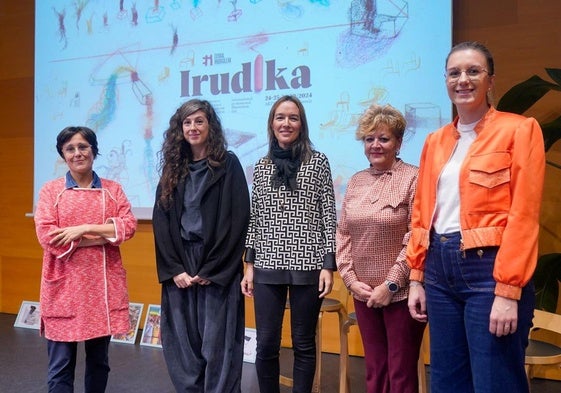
left=542, top=115, right=561, bottom=151
left=533, top=253, right=561, bottom=312
left=497, top=75, right=559, bottom=114
left=545, top=68, right=561, bottom=86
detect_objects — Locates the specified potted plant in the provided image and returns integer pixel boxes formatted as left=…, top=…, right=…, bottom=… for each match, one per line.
left=497, top=68, right=561, bottom=312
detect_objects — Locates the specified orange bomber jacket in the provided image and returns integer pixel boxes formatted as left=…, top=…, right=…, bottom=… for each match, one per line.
left=406, top=107, right=545, bottom=300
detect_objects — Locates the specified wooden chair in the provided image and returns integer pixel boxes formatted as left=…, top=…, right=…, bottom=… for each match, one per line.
left=342, top=312, right=429, bottom=393
left=418, top=326, right=430, bottom=393
left=340, top=311, right=356, bottom=393
left=525, top=309, right=561, bottom=381
left=280, top=274, right=350, bottom=393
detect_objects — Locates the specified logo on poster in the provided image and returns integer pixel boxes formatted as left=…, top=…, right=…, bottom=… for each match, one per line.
left=180, top=56, right=311, bottom=97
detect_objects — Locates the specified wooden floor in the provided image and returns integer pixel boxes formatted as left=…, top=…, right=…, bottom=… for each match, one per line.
left=1, top=312, right=560, bottom=392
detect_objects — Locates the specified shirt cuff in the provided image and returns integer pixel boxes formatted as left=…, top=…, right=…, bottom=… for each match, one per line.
left=494, top=282, right=522, bottom=300
left=341, top=271, right=359, bottom=290
left=409, top=269, right=424, bottom=283
left=322, top=252, right=336, bottom=271
left=244, top=247, right=255, bottom=263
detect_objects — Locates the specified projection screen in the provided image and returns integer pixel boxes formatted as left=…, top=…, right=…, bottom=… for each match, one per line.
left=35, top=0, right=452, bottom=219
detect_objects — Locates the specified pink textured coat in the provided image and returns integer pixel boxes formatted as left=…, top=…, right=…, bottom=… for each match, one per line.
left=34, top=178, right=137, bottom=341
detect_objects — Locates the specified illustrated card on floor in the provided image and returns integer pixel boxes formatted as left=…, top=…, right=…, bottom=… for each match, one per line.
left=14, top=301, right=41, bottom=330
left=111, top=302, right=144, bottom=344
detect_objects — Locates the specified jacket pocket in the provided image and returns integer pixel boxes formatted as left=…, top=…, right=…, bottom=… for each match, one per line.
left=467, top=152, right=511, bottom=212
left=40, top=276, right=76, bottom=318
left=106, top=266, right=129, bottom=312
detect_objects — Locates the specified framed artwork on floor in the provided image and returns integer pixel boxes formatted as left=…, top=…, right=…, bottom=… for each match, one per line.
left=243, top=327, right=257, bottom=363
left=14, top=301, right=41, bottom=330
left=140, top=304, right=162, bottom=348
left=111, top=302, right=144, bottom=344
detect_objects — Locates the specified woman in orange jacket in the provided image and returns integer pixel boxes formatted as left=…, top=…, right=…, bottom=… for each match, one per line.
left=406, top=41, right=545, bottom=393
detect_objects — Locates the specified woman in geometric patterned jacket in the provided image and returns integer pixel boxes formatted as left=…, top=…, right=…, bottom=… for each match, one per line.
left=34, top=126, right=137, bottom=392
left=241, top=95, right=337, bottom=393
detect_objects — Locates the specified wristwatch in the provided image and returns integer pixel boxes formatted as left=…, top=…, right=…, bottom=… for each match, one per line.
left=385, top=280, right=399, bottom=293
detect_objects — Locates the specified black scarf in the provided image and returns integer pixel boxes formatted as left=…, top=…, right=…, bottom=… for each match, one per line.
left=270, top=141, right=300, bottom=191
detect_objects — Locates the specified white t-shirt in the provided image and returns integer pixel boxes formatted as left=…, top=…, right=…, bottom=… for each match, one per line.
left=433, top=120, right=478, bottom=234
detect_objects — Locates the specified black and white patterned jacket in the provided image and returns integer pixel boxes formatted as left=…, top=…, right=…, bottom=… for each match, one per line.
left=245, top=151, right=337, bottom=274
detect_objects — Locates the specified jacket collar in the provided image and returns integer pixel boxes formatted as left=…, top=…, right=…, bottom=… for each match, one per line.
left=65, top=171, right=102, bottom=188
left=451, top=106, right=496, bottom=138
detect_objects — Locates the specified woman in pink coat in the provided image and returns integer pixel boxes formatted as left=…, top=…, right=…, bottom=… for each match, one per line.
left=34, top=126, right=137, bottom=393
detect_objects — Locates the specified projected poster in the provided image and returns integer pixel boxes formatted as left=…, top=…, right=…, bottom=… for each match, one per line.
left=35, top=0, right=452, bottom=219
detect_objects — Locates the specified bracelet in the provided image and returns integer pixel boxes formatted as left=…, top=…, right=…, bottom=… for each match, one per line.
left=409, top=281, right=423, bottom=287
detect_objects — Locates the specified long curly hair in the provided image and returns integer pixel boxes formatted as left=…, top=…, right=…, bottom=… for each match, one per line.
left=266, top=95, right=313, bottom=163
left=156, top=99, right=227, bottom=209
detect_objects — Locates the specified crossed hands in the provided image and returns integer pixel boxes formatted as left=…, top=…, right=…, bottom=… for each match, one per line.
left=350, top=281, right=393, bottom=308
left=173, top=272, right=211, bottom=288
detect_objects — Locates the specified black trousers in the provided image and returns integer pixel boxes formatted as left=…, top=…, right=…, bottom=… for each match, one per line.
left=47, top=336, right=111, bottom=393
left=160, top=273, right=244, bottom=393
left=253, top=283, right=323, bottom=393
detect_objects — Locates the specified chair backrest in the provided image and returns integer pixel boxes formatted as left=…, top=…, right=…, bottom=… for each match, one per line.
left=531, top=309, right=561, bottom=336
left=325, top=271, right=350, bottom=312
left=525, top=309, right=561, bottom=380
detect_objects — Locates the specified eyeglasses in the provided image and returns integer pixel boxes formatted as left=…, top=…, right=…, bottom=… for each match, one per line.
left=445, top=67, right=489, bottom=82
left=63, top=144, right=91, bottom=155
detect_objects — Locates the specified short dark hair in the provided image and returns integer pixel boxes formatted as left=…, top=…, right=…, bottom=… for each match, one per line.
left=56, top=126, right=99, bottom=159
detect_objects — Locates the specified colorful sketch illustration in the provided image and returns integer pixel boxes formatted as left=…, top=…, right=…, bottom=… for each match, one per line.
left=14, top=301, right=41, bottom=330
left=111, top=302, right=144, bottom=344
left=140, top=304, right=162, bottom=348
left=338, top=0, right=410, bottom=68
left=35, top=0, right=452, bottom=220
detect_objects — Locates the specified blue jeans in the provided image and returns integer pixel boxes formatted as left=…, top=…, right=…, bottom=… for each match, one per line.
left=424, top=231, right=533, bottom=393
